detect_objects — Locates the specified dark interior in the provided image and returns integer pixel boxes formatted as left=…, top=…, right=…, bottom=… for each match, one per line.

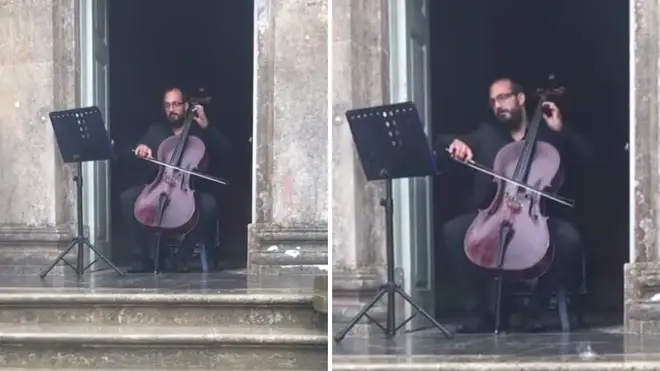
left=430, top=0, right=629, bottom=321
left=107, top=0, right=254, bottom=267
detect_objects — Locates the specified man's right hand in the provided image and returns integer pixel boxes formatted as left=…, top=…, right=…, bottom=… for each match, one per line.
left=135, top=144, right=153, bottom=159
left=448, top=139, right=474, bottom=162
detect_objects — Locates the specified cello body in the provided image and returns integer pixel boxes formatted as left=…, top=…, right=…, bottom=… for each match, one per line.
left=463, top=78, right=567, bottom=282
left=464, top=140, right=563, bottom=280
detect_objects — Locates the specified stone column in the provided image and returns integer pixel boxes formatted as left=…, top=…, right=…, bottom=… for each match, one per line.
left=625, top=0, right=660, bottom=334
left=0, top=0, right=77, bottom=273
left=248, top=0, right=329, bottom=274
left=331, top=0, right=394, bottom=329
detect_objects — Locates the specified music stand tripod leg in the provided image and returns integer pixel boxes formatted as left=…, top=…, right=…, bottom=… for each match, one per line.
left=39, top=237, right=82, bottom=278
left=394, top=286, right=453, bottom=338
left=333, top=286, right=388, bottom=342
left=81, top=237, right=124, bottom=275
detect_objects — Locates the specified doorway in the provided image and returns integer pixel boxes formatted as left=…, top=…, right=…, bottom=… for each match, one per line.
left=389, top=0, right=629, bottom=328
left=428, top=0, right=629, bottom=324
left=106, top=0, right=254, bottom=268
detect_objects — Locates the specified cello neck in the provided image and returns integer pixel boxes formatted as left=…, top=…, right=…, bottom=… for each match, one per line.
left=168, top=103, right=197, bottom=167
left=511, top=76, right=565, bottom=183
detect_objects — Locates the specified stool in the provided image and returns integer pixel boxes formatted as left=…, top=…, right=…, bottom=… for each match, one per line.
left=163, top=235, right=211, bottom=272
left=512, top=253, right=587, bottom=332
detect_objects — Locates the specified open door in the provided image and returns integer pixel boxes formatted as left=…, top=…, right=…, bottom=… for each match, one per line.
left=390, top=0, right=434, bottom=328
left=80, top=0, right=112, bottom=265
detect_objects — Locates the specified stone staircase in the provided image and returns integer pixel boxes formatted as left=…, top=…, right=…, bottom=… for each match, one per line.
left=0, top=283, right=328, bottom=370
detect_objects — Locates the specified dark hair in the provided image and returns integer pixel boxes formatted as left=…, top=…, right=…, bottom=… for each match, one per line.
left=492, top=77, right=524, bottom=94
left=163, top=87, right=188, bottom=102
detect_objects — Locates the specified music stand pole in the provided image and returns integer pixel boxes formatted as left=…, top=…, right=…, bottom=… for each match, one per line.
left=333, top=102, right=453, bottom=342
left=39, top=107, right=124, bottom=278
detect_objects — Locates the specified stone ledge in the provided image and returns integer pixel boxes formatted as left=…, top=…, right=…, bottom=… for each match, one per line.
left=332, top=266, right=387, bottom=293
left=0, top=291, right=316, bottom=305
left=0, top=245, right=79, bottom=275
left=0, top=224, right=73, bottom=246
left=0, top=324, right=327, bottom=346
left=625, top=262, right=660, bottom=334
left=247, top=223, right=328, bottom=273
left=331, top=361, right=660, bottom=370
left=627, top=300, right=660, bottom=321
left=0, top=290, right=324, bottom=329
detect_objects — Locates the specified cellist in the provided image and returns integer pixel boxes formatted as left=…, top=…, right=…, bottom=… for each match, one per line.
left=120, top=87, right=232, bottom=273
left=436, top=78, right=595, bottom=333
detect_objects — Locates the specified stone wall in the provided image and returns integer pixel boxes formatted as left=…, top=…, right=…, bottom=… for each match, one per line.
left=0, top=0, right=77, bottom=272
left=248, top=0, right=329, bottom=274
left=331, top=0, right=393, bottom=327
left=625, top=0, right=660, bottom=334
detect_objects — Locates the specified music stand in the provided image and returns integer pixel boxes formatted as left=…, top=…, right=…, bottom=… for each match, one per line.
left=334, top=102, right=453, bottom=342
left=40, top=106, right=124, bottom=278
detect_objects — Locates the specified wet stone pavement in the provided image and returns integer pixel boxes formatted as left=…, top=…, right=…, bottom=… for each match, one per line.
left=332, top=326, right=660, bottom=370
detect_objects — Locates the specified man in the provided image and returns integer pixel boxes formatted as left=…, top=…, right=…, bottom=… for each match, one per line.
left=120, top=87, right=231, bottom=273
left=436, top=78, right=595, bottom=333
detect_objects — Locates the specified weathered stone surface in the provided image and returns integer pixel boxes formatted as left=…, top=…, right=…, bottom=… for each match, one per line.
left=0, top=1, right=76, bottom=265
left=629, top=0, right=660, bottom=334
left=0, top=291, right=325, bottom=329
left=0, top=324, right=326, bottom=370
left=330, top=0, right=392, bottom=330
left=249, top=0, right=329, bottom=273
left=632, top=0, right=659, bottom=264
left=625, top=262, right=660, bottom=333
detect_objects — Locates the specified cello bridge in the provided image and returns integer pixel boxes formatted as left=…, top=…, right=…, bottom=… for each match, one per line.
left=164, top=174, right=177, bottom=186
left=505, top=195, right=522, bottom=213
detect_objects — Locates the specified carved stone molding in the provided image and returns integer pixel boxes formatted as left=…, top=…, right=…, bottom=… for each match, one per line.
left=247, top=223, right=328, bottom=273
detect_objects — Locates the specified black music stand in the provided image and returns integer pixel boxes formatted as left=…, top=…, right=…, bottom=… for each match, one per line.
left=334, top=102, right=453, bottom=342
left=40, top=106, right=124, bottom=278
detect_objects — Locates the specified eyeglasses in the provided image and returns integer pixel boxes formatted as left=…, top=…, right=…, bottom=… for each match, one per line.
left=489, top=92, right=516, bottom=107
left=164, top=101, right=184, bottom=109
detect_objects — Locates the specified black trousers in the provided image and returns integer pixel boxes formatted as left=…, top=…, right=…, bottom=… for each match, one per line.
left=442, top=212, right=583, bottom=317
left=120, top=185, right=218, bottom=266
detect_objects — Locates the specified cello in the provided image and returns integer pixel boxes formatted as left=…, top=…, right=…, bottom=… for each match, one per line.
left=133, top=95, right=228, bottom=273
left=446, top=75, right=573, bottom=333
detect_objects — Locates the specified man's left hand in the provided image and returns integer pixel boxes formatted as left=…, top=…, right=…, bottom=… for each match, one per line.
left=542, top=101, right=563, bottom=132
left=193, top=104, right=209, bottom=128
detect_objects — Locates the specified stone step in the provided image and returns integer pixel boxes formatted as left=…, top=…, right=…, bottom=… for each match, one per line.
left=331, top=361, right=660, bottom=370
left=2, top=367, right=298, bottom=371
left=0, top=290, right=324, bottom=330
left=0, top=324, right=327, bottom=370
left=0, top=370, right=320, bottom=371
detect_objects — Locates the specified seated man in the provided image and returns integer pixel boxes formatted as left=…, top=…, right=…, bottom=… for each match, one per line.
left=120, top=87, right=231, bottom=273
left=435, top=77, right=595, bottom=333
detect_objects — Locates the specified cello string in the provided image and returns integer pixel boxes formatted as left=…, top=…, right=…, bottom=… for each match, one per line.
left=443, top=148, right=574, bottom=207
left=133, top=151, right=228, bottom=185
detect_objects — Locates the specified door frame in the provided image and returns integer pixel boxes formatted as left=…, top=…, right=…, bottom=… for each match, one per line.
left=79, top=0, right=102, bottom=267
left=79, top=0, right=261, bottom=265
left=388, top=0, right=435, bottom=325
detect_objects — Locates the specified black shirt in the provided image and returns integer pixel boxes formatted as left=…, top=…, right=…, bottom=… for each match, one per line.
left=434, top=121, right=596, bottom=219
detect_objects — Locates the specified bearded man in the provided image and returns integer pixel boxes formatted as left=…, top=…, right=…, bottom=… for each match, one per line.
left=119, top=87, right=230, bottom=273
left=435, top=77, right=595, bottom=333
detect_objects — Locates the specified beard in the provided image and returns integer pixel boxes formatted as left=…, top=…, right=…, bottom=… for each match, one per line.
left=495, top=107, right=524, bottom=131
left=167, top=113, right=184, bottom=128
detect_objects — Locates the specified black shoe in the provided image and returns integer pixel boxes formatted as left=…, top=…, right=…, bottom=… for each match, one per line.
left=127, top=261, right=154, bottom=273
left=456, top=314, right=510, bottom=334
